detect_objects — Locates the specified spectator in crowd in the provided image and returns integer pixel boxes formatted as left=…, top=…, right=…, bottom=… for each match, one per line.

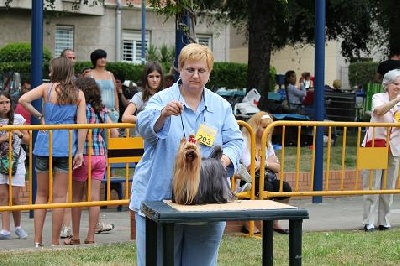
left=332, top=79, right=343, bottom=93
left=19, top=57, right=87, bottom=247
left=375, top=49, right=400, bottom=83
left=0, top=91, right=30, bottom=240
left=14, top=82, right=31, bottom=125
left=239, top=111, right=291, bottom=234
left=115, top=75, right=137, bottom=124
left=121, top=61, right=164, bottom=125
left=362, top=69, right=400, bottom=232
left=301, top=72, right=312, bottom=90
left=59, top=48, right=76, bottom=240
left=129, top=43, right=243, bottom=265
left=60, top=48, right=76, bottom=63
left=63, top=77, right=118, bottom=245
left=87, top=49, right=119, bottom=123
left=284, top=70, right=306, bottom=109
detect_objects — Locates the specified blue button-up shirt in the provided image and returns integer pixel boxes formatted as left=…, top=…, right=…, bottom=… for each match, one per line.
left=129, top=83, right=243, bottom=212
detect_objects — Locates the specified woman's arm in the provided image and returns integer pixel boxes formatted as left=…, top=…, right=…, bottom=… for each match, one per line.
left=288, top=84, right=306, bottom=98
left=75, top=91, right=88, bottom=154
left=18, top=84, right=45, bottom=119
left=105, top=115, right=119, bottom=138
left=118, top=90, right=130, bottom=108
left=110, top=72, right=119, bottom=112
left=121, top=103, right=138, bottom=123
left=12, top=128, right=30, bottom=145
left=373, top=94, right=400, bottom=116
left=266, top=155, right=280, bottom=173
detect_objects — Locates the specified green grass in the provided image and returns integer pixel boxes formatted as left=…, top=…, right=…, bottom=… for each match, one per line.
left=2, top=229, right=400, bottom=265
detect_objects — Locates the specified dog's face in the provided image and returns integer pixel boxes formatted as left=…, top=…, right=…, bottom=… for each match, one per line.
left=180, top=138, right=200, bottom=162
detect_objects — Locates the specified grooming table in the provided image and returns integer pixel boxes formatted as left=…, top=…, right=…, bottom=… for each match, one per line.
left=141, top=200, right=309, bottom=266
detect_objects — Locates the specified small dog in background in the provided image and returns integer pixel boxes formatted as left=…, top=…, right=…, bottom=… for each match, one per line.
left=172, top=136, right=235, bottom=205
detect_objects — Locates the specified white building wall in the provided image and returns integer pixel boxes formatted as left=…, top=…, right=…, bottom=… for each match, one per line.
left=0, top=5, right=229, bottom=63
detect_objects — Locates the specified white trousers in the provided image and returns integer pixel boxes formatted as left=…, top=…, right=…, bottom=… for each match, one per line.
left=363, top=152, right=399, bottom=227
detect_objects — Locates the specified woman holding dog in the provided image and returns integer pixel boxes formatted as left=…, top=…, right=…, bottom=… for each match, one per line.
left=129, top=43, right=243, bottom=266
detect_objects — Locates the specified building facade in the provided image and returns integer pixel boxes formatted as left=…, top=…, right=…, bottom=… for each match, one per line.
left=0, top=0, right=230, bottom=63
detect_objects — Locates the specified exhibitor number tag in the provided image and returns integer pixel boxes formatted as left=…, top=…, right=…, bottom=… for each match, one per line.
left=195, top=124, right=217, bottom=147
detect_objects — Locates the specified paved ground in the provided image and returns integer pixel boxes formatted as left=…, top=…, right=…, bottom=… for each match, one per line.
left=2, top=195, right=400, bottom=250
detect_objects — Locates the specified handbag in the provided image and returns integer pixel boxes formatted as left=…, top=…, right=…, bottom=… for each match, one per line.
left=254, top=169, right=278, bottom=194
left=365, top=139, right=386, bottom=147
left=265, top=169, right=278, bottom=182
left=0, top=137, right=21, bottom=175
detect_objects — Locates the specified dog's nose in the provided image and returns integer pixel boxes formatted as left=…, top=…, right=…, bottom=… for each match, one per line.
left=186, top=151, right=195, bottom=160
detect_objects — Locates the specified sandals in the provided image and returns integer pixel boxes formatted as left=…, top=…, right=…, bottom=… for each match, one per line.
left=84, top=239, right=95, bottom=244
left=241, top=225, right=261, bottom=235
left=95, top=222, right=115, bottom=234
left=63, top=237, right=80, bottom=245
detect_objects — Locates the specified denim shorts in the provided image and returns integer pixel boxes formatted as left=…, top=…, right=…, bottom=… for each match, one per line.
left=35, top=156, right=70, bottom=173
left=108, top=109, right=120, bottom=123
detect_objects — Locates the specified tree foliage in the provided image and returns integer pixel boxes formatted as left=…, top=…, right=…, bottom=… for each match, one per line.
left=5, top=0, right=399, bottom=95
left=147, top=0, right=383, bottom=95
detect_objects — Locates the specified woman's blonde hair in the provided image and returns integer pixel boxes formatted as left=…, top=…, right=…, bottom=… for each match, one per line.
left=242, top=111, right=274, bottom=153
left=178, top=43, right=214, bottom=71
left=332, top=79, right=342, bottom=89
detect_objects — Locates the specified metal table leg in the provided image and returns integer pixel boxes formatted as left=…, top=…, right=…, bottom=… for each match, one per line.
left=163, top=224, right=175, bottom=266
left=146, top=218, right=158, bottom=266
left=289, top=219, right=303, bottom=266
left=262, top=220, right=274, bottom=266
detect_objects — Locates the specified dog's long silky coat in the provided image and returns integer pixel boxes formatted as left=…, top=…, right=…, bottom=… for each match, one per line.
left=172, top=137, right=235, bottom=205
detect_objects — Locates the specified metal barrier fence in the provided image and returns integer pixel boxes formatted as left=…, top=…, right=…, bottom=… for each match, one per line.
left=0, top=123, right=136, bottom=212
left=1, top=120, right=400, bottom=212
left=255, top=120, right=400, bottom=199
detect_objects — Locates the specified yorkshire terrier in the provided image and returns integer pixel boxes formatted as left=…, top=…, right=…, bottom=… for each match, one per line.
left=172, top=135, right=235, bottom=205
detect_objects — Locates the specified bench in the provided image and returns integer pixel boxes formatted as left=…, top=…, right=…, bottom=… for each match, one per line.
left=102, top=136, right=144, bottom=211
left=324, top=92, right=358, bottom=121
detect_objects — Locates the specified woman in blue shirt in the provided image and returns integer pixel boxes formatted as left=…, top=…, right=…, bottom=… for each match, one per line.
left=129, top=43, right=243, bottom=266
left=19, top=57, right=87, bottom=247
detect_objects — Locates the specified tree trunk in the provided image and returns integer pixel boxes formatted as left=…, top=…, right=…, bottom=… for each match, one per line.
left=386, top=0, right=400, bottom=55
left=247, top=0, right=276, bottom=97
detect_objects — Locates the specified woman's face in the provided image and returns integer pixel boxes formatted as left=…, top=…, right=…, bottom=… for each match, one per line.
left=387, top=77, right=400, bottom=99
left=96, top=57, right=107, bottom=68
left=0, top=95, right=11, bottom=118
left=147, top=70, right=162, bottom=91
left=256, top=118, right=270, bottom=140
left=180, top=59, right=210, bottom=91
left=289, top=73, right=297, bottom=85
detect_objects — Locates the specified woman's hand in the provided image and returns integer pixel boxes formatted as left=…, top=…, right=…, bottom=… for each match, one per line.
left=0, top=132, right=9, bottom=143
left=73, top=153, right=84, bottom=170
left=154, top=100, right=184, bottom=133
left=161, top=100, right=184, bottom=117
left=267, top=155, right=279, bottom=164
left=220, top=155, right=231, bottom=168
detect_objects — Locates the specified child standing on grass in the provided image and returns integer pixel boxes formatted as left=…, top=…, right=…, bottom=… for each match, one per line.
left=0, top=92, right=30, bottom=240
left=64, top=78, right=118, bottom=245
